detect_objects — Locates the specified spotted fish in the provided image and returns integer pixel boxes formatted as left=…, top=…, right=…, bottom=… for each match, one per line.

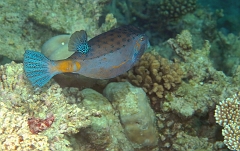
left=23, top=25, right=149, bottom=87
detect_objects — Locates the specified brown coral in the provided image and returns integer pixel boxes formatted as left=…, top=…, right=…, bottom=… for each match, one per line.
left=116, top=52, right=184, bottom=111
left=159, top=0, right=196, bottom=19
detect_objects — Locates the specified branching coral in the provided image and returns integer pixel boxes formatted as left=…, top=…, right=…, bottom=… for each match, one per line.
left=150, top=0, right=197, bottom=20
left=116, top=52, right=183, bottom=111
left=214, top=92, right=240, bottom=151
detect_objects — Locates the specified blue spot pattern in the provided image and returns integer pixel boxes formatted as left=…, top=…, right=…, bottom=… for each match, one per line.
left=69, top=30, right=90, bottom=54
left=23, top=50, right=59, bottom=87
left=76, top=42, right=90, bottom=54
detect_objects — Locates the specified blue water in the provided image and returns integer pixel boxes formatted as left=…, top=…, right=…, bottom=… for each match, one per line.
left=199, top=0, right=240, bottom=35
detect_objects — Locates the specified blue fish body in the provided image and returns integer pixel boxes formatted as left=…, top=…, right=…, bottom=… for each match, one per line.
left=23, top=26, right=149, bottom=87
left=71, top=26, right=149, bottom=78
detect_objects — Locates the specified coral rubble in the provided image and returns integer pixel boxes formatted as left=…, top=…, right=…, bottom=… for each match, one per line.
left=0, top=62, right=101, bottom=150
left=0, top=102, right=49, bottom=150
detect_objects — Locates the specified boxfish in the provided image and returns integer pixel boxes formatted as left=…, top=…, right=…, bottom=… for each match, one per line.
left=23, top=25, right=149, bottom=87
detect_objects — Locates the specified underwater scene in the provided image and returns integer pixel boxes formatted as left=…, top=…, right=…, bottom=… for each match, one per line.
left=0, top=0, right=239, bottom=151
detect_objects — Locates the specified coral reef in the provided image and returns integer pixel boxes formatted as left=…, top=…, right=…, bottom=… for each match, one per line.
left=0, top=1, right=32, bottom=61
left=214, top=92, right=240, bottom=151
left=0, top=0, right=116, bottom=61
left=1, top=0, right=240, bottom=150
left=168, top=30, right=193, bottom=54
left=163, top=30, right=239, bottom=117
left=0, top=62, right=101, bottom=150
left=116, top=52, right=184, bottom=111
left=172, top=132, right=214, bottom=151
left=0, top=62, right=159, bottom=150
left=155, top=109, right=227, bottom=151
left=147, top=30, right=239, bottom=150
left=0, top=102, right=49, bottom=150
left=103, top=82, right=158, bottom=149
left=28, top=0, right=115, bottom=38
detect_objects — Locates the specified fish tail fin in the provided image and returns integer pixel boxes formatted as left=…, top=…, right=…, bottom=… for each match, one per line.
left=68, top=30, right=90, bottom=54
left=23, top=50, right=61, bottom=87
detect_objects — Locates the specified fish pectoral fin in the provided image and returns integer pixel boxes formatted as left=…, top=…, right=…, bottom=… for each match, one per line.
left=68, top=30, right=90, bottom=54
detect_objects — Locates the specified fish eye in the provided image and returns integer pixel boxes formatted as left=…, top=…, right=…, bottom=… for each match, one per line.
left=140, top=36, right=145, bottom=41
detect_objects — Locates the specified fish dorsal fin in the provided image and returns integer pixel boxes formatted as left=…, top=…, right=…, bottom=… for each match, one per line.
left=68, top=30, right=90, bottom=54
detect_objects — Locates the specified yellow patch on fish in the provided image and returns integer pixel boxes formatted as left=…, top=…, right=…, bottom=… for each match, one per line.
left=53, top=60, right=81, bottom=72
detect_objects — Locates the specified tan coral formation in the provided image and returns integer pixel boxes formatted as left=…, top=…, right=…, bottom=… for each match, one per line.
left=167, top=29, right=193, bottom=57
left=176, top=30, right=193, bottom=50
left=117, top=52, right=184, bottom=111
